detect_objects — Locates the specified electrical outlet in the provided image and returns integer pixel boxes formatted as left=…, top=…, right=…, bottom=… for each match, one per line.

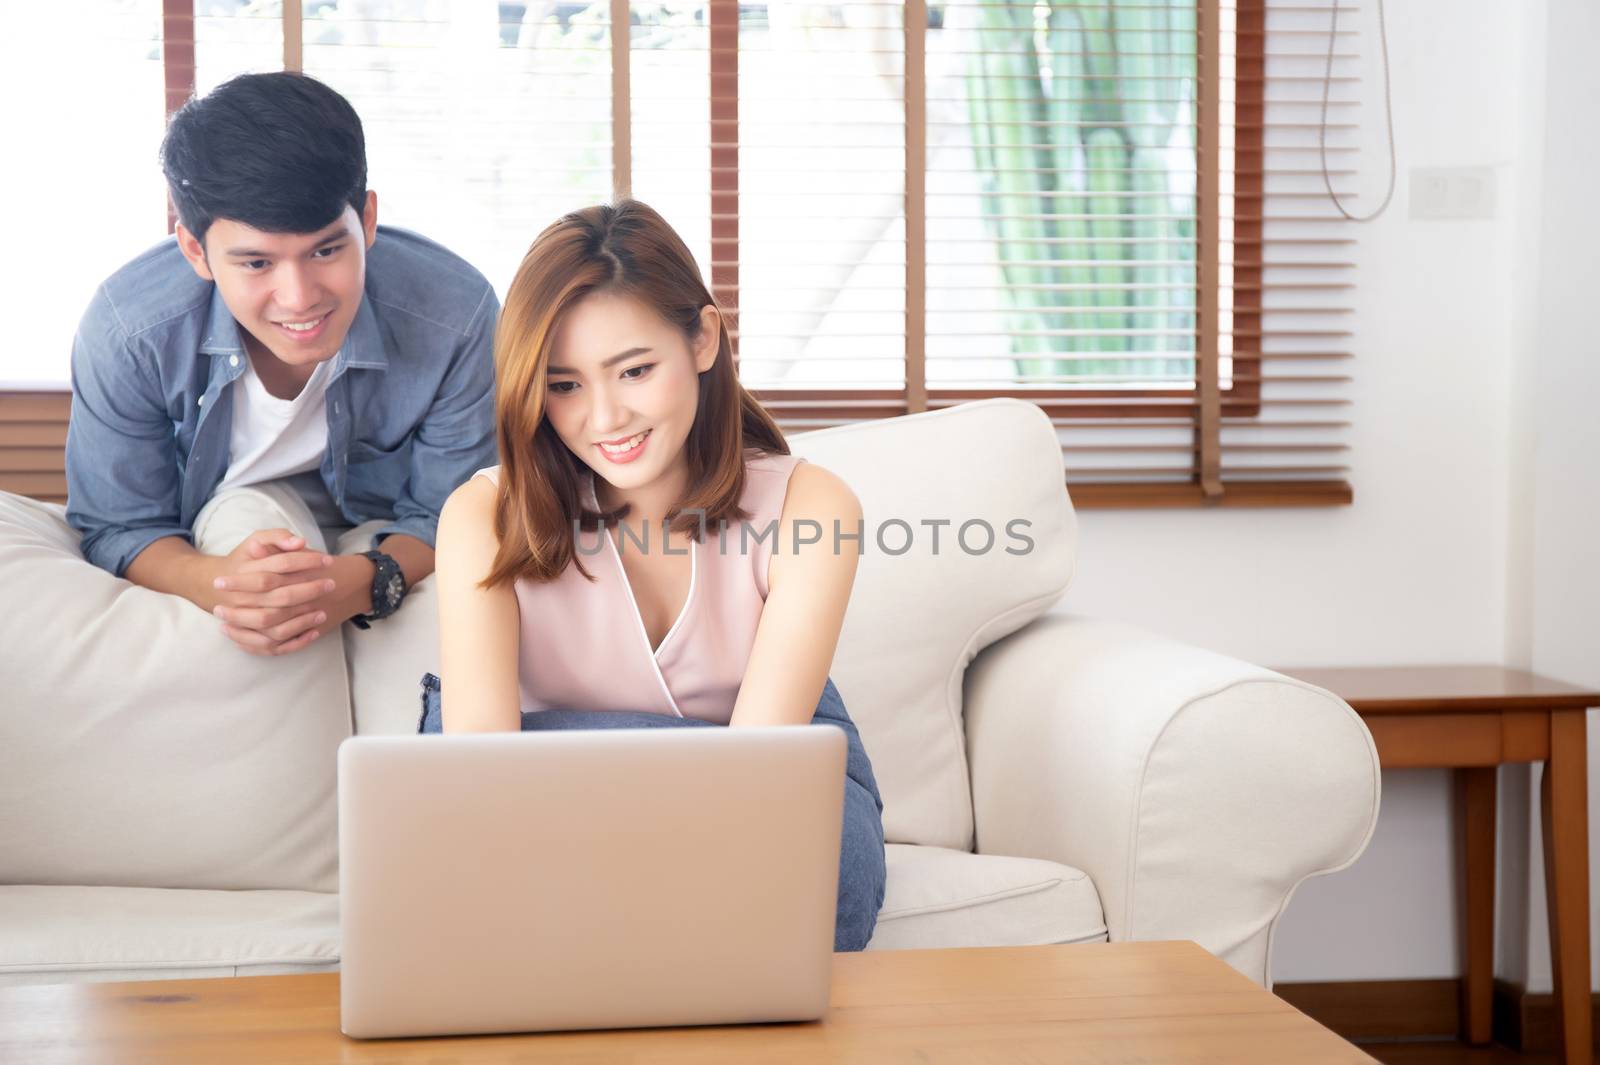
left=1410, top=167, right=1496, bottom=220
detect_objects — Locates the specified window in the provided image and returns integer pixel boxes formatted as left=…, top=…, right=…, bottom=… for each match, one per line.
left=1, top=0, right=1355, bottom=507
left=5, top=3, right=165, bottom=388
left=306, top=0, right=616, bottom=292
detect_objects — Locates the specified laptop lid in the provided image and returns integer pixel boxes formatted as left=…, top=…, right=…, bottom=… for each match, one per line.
left=338, top=724, right=846, bottom=1039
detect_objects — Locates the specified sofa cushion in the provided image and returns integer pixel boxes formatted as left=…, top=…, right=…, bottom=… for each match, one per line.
left=0, top=489, right=349, bottom=893
left=790, top=400, right=1075, bottom=851
left=0, top=885, right=339, bottom=986
left=866, top=844, right=1106, bottom=951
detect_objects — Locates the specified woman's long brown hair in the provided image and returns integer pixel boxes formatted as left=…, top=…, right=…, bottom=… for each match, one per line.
left=484, top=200, right=788, bottom=588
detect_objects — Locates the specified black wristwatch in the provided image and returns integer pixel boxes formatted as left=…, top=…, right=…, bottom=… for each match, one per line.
left=350, top=549, right=406, bottom=630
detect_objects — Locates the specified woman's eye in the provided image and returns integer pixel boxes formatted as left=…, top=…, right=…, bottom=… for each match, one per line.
left=548, top=380, right=578, bottom=395
left=621, top=364, right=654, bottom=380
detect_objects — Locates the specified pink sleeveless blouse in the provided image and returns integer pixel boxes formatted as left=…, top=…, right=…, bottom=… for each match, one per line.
left=476, top=450, right=805, bottom=725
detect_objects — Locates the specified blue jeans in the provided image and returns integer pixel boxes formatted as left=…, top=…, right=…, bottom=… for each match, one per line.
left=418, top=673, right=887, bottom=952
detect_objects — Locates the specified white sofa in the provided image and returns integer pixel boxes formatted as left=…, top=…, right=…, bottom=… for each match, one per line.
left=0, top=399, right=1380, bottom=987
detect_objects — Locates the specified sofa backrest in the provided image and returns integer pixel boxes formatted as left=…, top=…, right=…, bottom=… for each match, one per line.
left=0, top=492, right=350, bottom=893
left=0, top=400, right=1073, bottom=892
left=789, top=399, right=1075, bottom=850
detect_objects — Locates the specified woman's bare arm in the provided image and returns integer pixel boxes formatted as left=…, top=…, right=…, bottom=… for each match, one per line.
left=730, top=462, right=863, bottom=728
left=435, top=476, right=522, bottom=732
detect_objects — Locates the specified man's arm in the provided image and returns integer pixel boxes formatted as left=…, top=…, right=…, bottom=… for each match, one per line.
left=125, top=536, right=232, bottom=608
left=370, top=283, right=500, bottom=551
left=65, top=288, right=197, bottom=578
left=305, top=532, right=433, bottom=622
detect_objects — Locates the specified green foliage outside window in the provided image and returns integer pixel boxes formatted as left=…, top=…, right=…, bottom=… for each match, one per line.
left=952, top=0, right=1198, bottom=385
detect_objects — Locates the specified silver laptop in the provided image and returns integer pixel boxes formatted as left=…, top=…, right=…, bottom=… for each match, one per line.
left=337, top=724, right=846, bottom=1039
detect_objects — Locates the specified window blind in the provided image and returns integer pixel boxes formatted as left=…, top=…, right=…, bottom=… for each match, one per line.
left=625, top=0, right=912, bottom=428
left=0, top=393, right=70, bottom=504
left=193, top=0, right=278, bottom=93
left=1214, top=0, right=1355, bottom=500
left=303, top=1, right=616, bottom=291
left=731, top=1, right=910, bottom=418
left=629, top=1, right=713, bottom=269
left=0, top=3, right=164, bottom=499
left=664, top=0, right=1357, bottom=504
left=2, top=3, right=163, bottom=388
left=1072, top=0, right=1357, bottom=504
left=925, top=0, right=1209, bottom=475
left=0, top=0, right=1359, bottom=509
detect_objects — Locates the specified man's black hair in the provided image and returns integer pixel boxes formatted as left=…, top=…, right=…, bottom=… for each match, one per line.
left=160, top=71, right=367, bottom=244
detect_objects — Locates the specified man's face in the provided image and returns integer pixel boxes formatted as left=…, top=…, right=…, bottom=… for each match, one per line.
left=176, top=191, right=378, bottom=368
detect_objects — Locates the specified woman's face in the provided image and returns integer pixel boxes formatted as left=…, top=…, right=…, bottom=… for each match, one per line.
left=543, top=289, right=719, bottom=499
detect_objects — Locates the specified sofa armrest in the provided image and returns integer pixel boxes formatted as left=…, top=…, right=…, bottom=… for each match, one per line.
left=963, top=613, right=1379, bottom=986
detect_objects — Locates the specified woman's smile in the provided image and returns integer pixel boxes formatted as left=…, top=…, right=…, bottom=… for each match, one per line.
left=597, top=429, right=651, bottom=464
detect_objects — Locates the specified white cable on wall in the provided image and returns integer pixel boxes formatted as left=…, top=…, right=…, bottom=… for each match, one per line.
left=1321, top=0, right=1396, bottom=222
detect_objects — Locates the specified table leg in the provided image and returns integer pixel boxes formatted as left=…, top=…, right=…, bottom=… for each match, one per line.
left=1457, top=765, right=1497, bottom=1045
left=1541, top=709, right=1592, bottom=1065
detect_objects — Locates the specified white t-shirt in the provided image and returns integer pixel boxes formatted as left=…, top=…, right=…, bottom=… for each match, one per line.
left=215, top=354, right=335, bottom=494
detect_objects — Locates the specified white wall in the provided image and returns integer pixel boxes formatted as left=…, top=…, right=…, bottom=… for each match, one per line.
left=1503, top=0, right=1600, bottom=996
left=1052, top=0, right=1600, bottom=989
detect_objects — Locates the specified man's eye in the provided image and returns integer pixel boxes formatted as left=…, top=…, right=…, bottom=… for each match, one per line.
left=622, top=364, right=654, bottom=380
left=313, top=244, right=345, bottom=259
left=549, top=381, right=578, bottom=395
left=242, top=260, right=269, bottom=271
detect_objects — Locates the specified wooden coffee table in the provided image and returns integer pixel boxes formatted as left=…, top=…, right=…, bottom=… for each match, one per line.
left=0, top=941, right=1373, bottom=1063
left=1282, top=665, right=1597, bottom=1065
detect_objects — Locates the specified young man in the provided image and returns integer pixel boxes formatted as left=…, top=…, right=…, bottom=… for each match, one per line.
left=66, top=72, right=497, bottom=658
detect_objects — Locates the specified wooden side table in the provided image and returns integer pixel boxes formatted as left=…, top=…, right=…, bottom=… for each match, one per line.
left=1281, top=666, right=1597, bottom=1065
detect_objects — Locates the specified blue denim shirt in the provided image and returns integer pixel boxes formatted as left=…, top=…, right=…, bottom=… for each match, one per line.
left=65, top=226, right=499, bottom=576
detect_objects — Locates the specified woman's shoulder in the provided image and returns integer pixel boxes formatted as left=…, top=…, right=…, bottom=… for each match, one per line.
left=762, top=457, right=862, bottom=598
left=771, top=456, right=860, bottom=524
left=739, top=449, right=856, bottom=511
left=742, top=447, right=800, bottom=475
left=438, top=470, right=502, bottom=557
left=444, top=468, right=499, bottom=514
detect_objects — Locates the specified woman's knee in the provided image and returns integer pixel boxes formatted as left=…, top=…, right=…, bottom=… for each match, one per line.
left=835, top=779, right=886, bottom=952
left=807, top=682, right=884, bottom=814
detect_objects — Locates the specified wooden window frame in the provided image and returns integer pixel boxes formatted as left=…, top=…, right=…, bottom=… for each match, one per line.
left=162, top=0, right=195, bottom=233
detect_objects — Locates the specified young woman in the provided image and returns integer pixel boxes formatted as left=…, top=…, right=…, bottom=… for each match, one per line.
left=421, top=200, right=886, bottom=950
